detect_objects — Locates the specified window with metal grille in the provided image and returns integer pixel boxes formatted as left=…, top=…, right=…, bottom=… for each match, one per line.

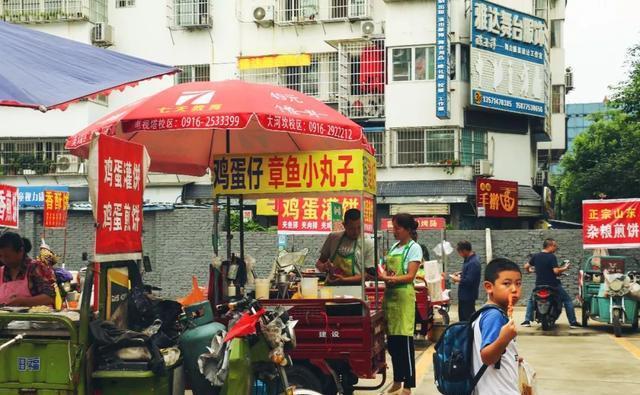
left=175, top=64, right=211, bottom=84
left=239, top=53, right=338, bottom=102
left=174, top=0, right=211, bottom=27
left=0, top=138, right=68, bottom=175
left=328, top=0, right=370, bottom=20
left=552, top=85, right=565, bottom=113
left=364, top=129, right=385, bottom=167
left=338, top=39, right=385, bottom=119
left=460, top=129, right=488, bottom=166
left=116, top=0, right=135, bottom=8
left=550, top=20, right=563, bottom=48
left=534, top=0, right=548, bottom=20
left=390, top=46, right=435, bottom=82
left=276, top=0, right=319, bottom=23
left=394, top=128, right=455, bottom=166
left=2, top=0, right=105, bottom=23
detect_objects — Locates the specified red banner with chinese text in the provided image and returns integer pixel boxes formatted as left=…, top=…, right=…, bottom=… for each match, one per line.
left=277, top=196, right=374, bottom=234
left=380, top=217, right=446, bottom=231
left=476, top=178, right=518, bottom=218
left=88, top=135, right=149, bottom=260
left=582, top=199, right=640, bottom=249
left=0, top=184, right=19, bottom=229
left=43, top=190, right=69, bottom=229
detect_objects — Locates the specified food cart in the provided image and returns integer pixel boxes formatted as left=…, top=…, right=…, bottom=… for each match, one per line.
left=208, top=148, right=386, bottom=395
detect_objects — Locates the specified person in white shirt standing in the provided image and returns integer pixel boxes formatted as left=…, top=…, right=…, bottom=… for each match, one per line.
left=471, top=258, right=522, bottom=395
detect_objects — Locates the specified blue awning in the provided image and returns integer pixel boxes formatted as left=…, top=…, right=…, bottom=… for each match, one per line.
left=0, top=21, right=178, bottom=111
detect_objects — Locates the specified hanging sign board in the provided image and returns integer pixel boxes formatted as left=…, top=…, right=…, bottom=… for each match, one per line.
left=213, top=149, right=376, bottom=196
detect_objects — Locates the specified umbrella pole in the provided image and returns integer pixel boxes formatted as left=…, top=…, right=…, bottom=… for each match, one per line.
left=239, top=195, right=245, bottom=263
left=225, top=129, right=232, bottom=262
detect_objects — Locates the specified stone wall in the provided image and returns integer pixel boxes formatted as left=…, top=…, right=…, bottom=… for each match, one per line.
left=13, top=209, right=640, bottom=303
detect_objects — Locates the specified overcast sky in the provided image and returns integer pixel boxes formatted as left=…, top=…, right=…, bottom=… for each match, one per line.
left=565, top=0, right=640, bottom=103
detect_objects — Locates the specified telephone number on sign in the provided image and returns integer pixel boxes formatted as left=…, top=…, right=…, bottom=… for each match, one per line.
left=179, top=115, right=242, bottom=129
left=309, top=122, right=353, bottom=139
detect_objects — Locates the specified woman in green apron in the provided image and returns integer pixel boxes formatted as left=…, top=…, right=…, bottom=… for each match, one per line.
left=379, top=213, right=422, bottom=395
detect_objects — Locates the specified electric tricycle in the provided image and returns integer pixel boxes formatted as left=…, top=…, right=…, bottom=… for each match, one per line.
left=579, top=255, right=640, bottom=336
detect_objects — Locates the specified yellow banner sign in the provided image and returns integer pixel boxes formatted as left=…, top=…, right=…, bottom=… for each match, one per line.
left=256, top=199, right=277, bottom=216
left=238, top=54, right=311, bottom=70
left=213, top=150, right=376, bottom=196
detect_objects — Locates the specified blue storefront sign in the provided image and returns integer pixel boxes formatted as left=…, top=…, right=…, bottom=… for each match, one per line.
left=19, top=186, right=68, bottom=208
left=470, top=0, right=547, bottom=118
left=435, top=0, right=450, bottom=119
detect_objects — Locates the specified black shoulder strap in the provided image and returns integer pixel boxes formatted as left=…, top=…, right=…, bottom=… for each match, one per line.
left=468, top=304, right=508, bottom=392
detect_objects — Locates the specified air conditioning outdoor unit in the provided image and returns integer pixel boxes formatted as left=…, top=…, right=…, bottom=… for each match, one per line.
left=534, top=170, right=547, bottom=186
left=565, top=67, right=574, bottom=92
left=361, top=21, right=376, bottom=36
left=91, top=22, right=114, bottom=46
left=474, top=159, right=493, bottom=177
left=56, top=154, right=81, bottom=174
left=253, top=5, right=274, bottom=27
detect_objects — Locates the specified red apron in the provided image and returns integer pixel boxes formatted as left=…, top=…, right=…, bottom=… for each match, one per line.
left=0, top=266, right=32, bottom=305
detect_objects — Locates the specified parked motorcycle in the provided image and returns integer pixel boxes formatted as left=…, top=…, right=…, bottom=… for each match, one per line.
left=199, top=296, right=316, bottom=395
left=532, top=285, right=563, bottom=330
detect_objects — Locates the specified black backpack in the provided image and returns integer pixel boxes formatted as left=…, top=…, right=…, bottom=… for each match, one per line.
left=433, top=305, right=506, bottom=395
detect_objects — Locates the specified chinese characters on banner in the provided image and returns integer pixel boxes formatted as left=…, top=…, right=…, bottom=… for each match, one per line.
left=470, top=0, right=547, bottom=118
left=88, top=134, right=149, bottom=260
left=435, top=0, right=450, bottom=119
left=380, top=217, right=446, bottom=231
left=277, top=196, right=375, bottom=235
left=213, top=150, right=376, bottom=196
left=582, top=199, right=640, bottom=249
left=0, top=184, right=19, bottom=228
left=43, top=190, right=69, bottom=229
left=476, top=178, right=518, bottom=218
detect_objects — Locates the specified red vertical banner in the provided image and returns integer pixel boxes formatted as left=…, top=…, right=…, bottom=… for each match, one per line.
left=476, top=178, right=518, bottom=218
left=88, top=135, right=150, bottom=260
left=43, top=190, right=69, bottom=229
left=582, top=199, right=640, bottom=249
left=0, top=184, right=19, bottom=229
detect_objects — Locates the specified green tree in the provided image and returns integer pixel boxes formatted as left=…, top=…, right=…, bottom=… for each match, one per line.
left=612, top=44, right=640, bottom=120
left=558, top=110, right=640, bottom=221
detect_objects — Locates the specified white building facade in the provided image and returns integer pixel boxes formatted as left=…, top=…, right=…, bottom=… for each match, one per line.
left=0, top=0, right=566, bottom=229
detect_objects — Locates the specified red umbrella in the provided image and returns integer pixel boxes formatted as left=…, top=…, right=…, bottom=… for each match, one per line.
left=66, top=80, right=373, bottom=176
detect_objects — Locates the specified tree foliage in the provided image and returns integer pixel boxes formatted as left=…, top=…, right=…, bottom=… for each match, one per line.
left=558, top=111, right=640, bottom=221
left=558, top=43, right=640, bottom=222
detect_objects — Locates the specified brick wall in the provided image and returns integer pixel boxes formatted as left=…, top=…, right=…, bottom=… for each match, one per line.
left=13, top=209, right=640, bottom=303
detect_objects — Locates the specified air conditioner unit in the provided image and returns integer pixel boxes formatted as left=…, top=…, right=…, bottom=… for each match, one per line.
left=534, top=170, right=547, bottom=186
left=474, top=159, right=493, bottom=177
left=565, top=67, right=574, bottom=93
left=253, top=5, right=274, bottom=27
left=91, top=22, right=114, bottom=46
left=361, top=21, right=376, bottom=36
left=56, top=154, right=81, bottom=174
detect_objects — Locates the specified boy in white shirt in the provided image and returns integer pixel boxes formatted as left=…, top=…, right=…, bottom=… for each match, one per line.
left=472, top=258, right=522, bottom=395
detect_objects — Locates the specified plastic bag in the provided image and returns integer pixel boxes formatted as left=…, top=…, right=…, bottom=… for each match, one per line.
left=433, top=241, right=454, bottom=257
left=518, top=360, right=537, bottom=395
left=425, top=260, right=443, bottom=301
left=177, top=276, right=207, bottom=306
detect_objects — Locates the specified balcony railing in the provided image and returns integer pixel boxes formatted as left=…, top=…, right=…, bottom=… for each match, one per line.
left=0, top=138, right=85, bottom=176
left=275, top=0, right=372, bottom=25
left=0, top=0, right=105, bottom=24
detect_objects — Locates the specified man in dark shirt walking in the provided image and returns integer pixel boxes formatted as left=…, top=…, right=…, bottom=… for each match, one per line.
left=521, top=238, right=580, bottom=328
left=451, top=241, right=481, bottom=321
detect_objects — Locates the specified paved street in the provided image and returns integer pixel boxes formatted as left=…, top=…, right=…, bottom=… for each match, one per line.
left=357, top=307, right=640, bottom=395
